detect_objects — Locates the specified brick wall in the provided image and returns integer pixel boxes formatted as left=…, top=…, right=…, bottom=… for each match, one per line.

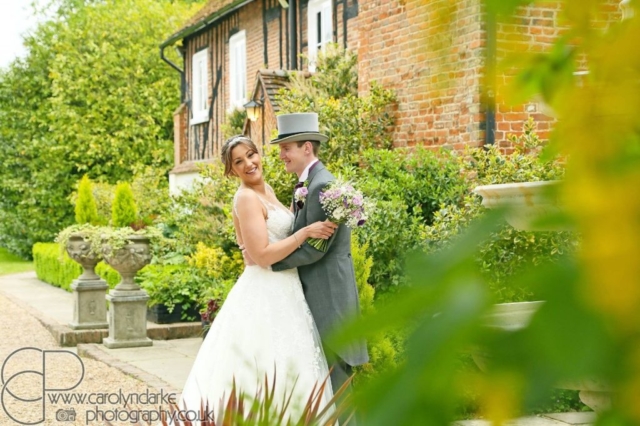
left=356, top=0, right=623, bottom=151
left=494, top=1, right=622, bottom=150
left=357, top=0, right=485, bottom=150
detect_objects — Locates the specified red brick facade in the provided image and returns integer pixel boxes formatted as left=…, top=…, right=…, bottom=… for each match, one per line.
left=357, top=0, right=484, bottom=150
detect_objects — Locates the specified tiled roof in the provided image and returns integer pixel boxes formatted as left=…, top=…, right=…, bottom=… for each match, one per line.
left=180, top=0, right=236, bottom=32
left=257, top=69, right=291, bottom=113
left=161, top=0, right=255, bottom=47
left=254, top=69, right=311, bottom=112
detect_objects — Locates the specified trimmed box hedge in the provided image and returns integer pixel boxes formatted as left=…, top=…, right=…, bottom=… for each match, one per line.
left=32, top=243, right=120, bottom=291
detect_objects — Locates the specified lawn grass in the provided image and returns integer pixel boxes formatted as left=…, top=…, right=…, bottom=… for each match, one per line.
left=0, top=247, right=34, bottom=276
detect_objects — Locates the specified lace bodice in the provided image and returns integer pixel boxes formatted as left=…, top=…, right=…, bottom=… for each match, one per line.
left=233, top=188, right=294, bottom=244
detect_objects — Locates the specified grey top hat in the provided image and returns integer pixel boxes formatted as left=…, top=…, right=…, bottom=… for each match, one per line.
left=270, top=113, right=329, bottom=144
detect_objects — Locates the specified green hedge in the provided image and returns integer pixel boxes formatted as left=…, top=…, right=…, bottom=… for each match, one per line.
left=33, top=243, right=120, bottom=291
left=33, top=243, right=81, bottom=291
left=96, top=262, right=121, bottom=288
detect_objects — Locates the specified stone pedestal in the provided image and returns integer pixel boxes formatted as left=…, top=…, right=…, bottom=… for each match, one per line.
left=102, top=234, right=153, bottom=348
left=66, top=232, right=109, bottom=330
left=103, top=289, right=152, bottom=348
left=69, top=279, right=109, bottom=330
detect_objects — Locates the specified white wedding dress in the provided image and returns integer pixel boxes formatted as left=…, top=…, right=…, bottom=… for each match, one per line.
left=177, top=192, right=335, bottom=423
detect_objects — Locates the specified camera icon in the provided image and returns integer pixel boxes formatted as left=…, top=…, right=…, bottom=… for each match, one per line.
left=55, top=408, right=76, bottom=421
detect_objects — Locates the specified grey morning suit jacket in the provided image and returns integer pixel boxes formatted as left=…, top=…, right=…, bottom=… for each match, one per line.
left=271, top=162, right=369, bottom=367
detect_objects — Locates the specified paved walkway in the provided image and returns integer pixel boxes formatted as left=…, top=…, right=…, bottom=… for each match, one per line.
left=0, top=271, right=596, bottom=425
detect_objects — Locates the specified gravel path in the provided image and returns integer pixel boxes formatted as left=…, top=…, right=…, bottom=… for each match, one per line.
left=0, top=292, right=172, bottom=425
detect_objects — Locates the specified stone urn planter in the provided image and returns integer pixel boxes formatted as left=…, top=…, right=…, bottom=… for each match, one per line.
left=65, top=232, right=101, bottom=280
left=473, top=180, right=612, bottom=413
left=102, top=233, right=153, bottom=348
left=57, top=226, right=109, bottom=330
left=473, top=180, right=564, bottom=232
left=102, top=234, right=152, bottom=292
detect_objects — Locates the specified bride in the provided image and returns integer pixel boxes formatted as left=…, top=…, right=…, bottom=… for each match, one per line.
left=177, top=135, right=338, bottom=423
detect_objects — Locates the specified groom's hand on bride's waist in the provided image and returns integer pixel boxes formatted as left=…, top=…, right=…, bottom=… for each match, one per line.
left=239, top=244, right=256, bottom=266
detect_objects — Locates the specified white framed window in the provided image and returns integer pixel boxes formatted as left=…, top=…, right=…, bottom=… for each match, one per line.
left=229, top=30, right=247, bottom=110
left=307, top=0, right=332, bottom=72
left=191, top=48, right=209, bottom=125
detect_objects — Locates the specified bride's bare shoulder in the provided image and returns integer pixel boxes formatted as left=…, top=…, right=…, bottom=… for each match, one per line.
left=234, top=188, right=267, bottom=218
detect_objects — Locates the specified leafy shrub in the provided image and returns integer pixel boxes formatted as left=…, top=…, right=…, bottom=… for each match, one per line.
left=261, top=145, right=298, bottom=203
left=353, top=200, right=427, bottom=292
left=163, top=162, right=238, bottom=256
left=277, top=44, right=396, bottom=164
left=188, top=243, right=244, bottom=285
left=111, top=182, right=138, bottom=227
left=95, top=262, right=120, bottom=288
left=358, top=147, right=467, bottom=225
left=77, top=168, right=170, bottom=226
left=129, top=167, right=171, bottom=222
left=188, top=242, right=244, bottom=307
left=305, top=42, right=358, bottom=99
left=425, top=120, right=574, bottom=303
left=91, top=181, right=115, bottom=224
left=466, top=118, right=565, bottom=185
left=351, top=238, right=400, bottom=385
left=75, top=175, right=100, bottom=225
left=221, top=107, right=248, bottom=139
left=137, top=264, right=204, bottom=320
left=352, top=239, right=374, bottom=315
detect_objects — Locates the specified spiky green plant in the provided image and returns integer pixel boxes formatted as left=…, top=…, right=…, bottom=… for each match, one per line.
left=75, top=175, right=100, bottom=225
left=111, top=182, right=138, bottom=228
left=109, top=371, right=354, bottom=426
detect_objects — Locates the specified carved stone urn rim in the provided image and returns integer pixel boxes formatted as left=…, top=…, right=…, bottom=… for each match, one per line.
left=101, top=233, right=152, bottom=292
left=66, top=232, right=102, bottom=261
left=472, top=180, right=565, bottom=231
left=472, top=180, right=561, bottom=207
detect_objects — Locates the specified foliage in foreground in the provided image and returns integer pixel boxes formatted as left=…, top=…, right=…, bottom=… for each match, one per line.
left=109, top=373, right=350, bottom=426
left=328, top=1, right=640, bottom=424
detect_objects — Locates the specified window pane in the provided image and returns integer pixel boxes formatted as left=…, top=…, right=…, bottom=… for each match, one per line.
left=191, top=49, right=209, bottom=119
left=229, top=31, right=246, bottom=108
left=321, top=3, right=332, bottom=44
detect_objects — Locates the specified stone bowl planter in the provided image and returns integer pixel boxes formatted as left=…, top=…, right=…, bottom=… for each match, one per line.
left=471, top=301, right=545, bottom=373
left=102, top=235, right=152, bottom=292
left=473, top=180, right=565, bottom=232
left=473, top=180, right=611, bottom=412
left=473, top=300, right=612, bottom=412
left=66, top=232, right=102, bottom=281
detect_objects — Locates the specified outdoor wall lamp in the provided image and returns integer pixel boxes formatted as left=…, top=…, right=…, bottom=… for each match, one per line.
left=243, top=99, right=263, bottom=122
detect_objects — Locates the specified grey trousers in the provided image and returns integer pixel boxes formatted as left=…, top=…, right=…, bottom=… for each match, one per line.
left=327, top=349, right=356, bottom=425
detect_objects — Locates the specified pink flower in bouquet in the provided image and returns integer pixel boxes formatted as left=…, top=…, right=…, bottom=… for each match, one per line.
left=308, top=179, right=374, bottom=252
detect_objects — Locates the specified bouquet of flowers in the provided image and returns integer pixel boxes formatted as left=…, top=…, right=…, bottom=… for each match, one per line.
left=307, top=179, right=374, bottom=252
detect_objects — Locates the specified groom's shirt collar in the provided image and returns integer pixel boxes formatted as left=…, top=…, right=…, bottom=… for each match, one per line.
left=299, top=159, right=319, bottom=183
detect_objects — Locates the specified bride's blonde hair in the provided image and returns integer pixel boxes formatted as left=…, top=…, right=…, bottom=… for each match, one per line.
left=220, top=135, right=259, bottom=177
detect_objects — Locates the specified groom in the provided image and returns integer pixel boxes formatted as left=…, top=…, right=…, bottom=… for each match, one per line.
left=270, top=113, right=369, bottom=408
